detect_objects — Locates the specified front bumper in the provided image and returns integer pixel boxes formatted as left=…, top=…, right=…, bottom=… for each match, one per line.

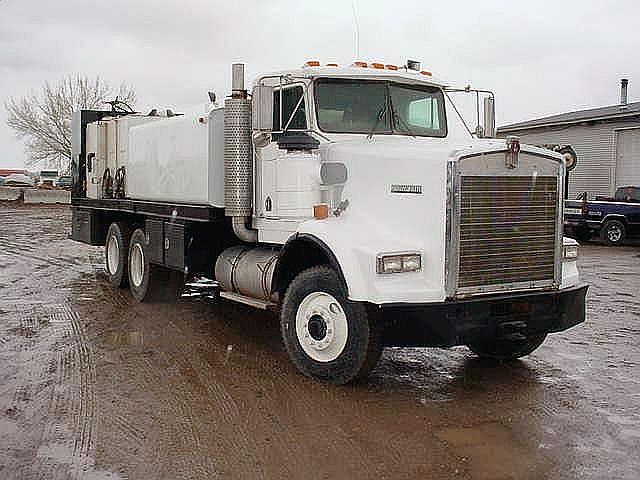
left=564, top=218, right=587, bottom=228
left=377, top=283, right=588, bottom=347
left=564, top=218, right=602, bottom=230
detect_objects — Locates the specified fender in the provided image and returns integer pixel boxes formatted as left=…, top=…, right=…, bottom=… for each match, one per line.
left=601, top=213, right=628, bottom=225
left=292, top=215, right=446, bottom=304
left=271, top=233, right=347, bottom=297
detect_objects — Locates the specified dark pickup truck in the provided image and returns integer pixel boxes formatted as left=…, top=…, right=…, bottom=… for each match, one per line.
left=564, top=186, right=640, bottom=245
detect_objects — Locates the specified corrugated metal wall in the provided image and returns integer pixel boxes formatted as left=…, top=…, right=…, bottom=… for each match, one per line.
left=498, top=119, right=640, bottom=199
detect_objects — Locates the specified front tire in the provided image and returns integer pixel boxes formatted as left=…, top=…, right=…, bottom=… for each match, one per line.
left=128, top=229, right=183, bottom=303
left=467, top=334, right=547, bottom=361
left=105, top=222, right=131, bottom=288
left=600, top=219, right=626, bottom=246
left=280, top=266, right=382, bottom=385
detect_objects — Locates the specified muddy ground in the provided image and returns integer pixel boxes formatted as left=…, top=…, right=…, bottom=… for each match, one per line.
left=0, top=204, right=638, bottom=480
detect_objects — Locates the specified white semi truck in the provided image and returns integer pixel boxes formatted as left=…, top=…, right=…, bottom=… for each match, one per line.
left=70, top=60, right=587, bottom=384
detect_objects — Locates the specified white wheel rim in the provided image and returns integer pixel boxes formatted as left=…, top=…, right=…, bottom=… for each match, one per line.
left=106, top=235, right=119, bottom=275
left=130, top=243, right=144, bottom=287
left=608, top=226, right=621, bottom=242
left=295, top=292, right=348, bottom=363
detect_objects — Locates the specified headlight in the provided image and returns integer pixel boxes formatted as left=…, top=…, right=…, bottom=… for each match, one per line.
left=376, top=252, right=421, bottom=274
left=563, top=244, right=579, bottom=260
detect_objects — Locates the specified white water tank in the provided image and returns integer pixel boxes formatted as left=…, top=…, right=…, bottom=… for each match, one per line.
left=126, top=108, right=225, bottom=206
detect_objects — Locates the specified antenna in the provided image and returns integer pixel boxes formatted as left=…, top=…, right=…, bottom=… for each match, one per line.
left=351, top=1, right=360, bottom=59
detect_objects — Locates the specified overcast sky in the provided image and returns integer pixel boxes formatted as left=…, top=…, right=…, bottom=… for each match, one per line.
left=1, top=0, right=639, bottom=168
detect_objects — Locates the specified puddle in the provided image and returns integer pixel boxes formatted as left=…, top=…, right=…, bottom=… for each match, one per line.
left=436, top=422, right=550, bottom=480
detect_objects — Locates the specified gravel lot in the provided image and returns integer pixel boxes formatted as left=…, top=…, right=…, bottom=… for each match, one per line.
left=0, top=204, right=638, bottom=480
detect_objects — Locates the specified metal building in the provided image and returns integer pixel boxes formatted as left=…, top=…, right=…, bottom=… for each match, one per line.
left=498, top=79, right=640, bottom=199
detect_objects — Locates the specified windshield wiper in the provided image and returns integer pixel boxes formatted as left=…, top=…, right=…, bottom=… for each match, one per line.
left=390, top=104, right=417, bottom=138
left=367, top=103, right=388, bottom=140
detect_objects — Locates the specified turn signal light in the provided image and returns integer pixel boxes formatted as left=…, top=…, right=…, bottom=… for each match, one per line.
left=314, top=204, right=329, bottom=220
left=305, top=60, right=320, bottom=67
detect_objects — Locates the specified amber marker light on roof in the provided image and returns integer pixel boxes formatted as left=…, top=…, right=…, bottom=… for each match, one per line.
left=326, top=63, right=339, bottom=67
left=305, top=60, right=320, bottom=67
left=352, top=61, right=368, bottom=68
left=371, top=62, right=385, bottom=69
left=420, top=70, right=432, bottom=76
left=385, top=64, right=398, bottom=70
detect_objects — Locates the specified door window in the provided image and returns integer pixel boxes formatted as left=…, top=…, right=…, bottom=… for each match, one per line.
left=273, top=85, right=307, bottom=131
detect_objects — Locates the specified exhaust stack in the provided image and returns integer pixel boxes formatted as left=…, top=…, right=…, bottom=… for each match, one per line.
left=224, top=63, right=257, bottom=242
left=620, top=78, right=629, bottom=107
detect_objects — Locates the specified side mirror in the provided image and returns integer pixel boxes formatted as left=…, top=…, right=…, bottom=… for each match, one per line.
left=252, top=85, right=274, bottom=131
left=483, top=97, right=496, bottom=138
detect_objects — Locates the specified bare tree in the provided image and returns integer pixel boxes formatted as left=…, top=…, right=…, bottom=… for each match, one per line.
left=5, top=75, right=135, bottom=172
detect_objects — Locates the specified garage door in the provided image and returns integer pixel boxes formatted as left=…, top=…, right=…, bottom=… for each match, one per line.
left=616, top=128, right=640, bottom=187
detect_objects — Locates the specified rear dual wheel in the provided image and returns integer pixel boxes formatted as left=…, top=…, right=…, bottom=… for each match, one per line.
left=105, top=222, right=131, bottom=288
left=127, top=229, right=183, bottom=303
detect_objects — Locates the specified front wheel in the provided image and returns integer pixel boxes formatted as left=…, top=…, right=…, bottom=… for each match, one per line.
left=467, top=334, right=547, bottom=361
left=280, top=266, right=382, bottom=385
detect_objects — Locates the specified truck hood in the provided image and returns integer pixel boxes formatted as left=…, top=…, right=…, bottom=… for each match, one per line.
left=296, top=134, right=565, bottom=303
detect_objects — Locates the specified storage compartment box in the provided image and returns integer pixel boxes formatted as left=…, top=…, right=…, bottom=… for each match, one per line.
left=144, top=218, right=185, bottom=271
left=164, top=223, right=185, bottom=271
left=71, top=208, right=106, bottom=246
left=145, top=219, right=165, bottom=265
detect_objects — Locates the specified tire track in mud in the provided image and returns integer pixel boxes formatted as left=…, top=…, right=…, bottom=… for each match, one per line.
left=27, top=303, right=99, bottom=479
left=248, top=363, right=393, bottom=478
left=0, top=206, right=108, bottom=480
left=0, top=237, right=87, bottom=274
left=166, top=305, right=383, bottom=480
left=1, top=304, right=87, bottom=479
left=133, top=315, right=264, bottom=479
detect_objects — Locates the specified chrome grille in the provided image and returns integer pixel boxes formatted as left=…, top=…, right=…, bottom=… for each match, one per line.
left=457, top=175, right=558, bottom=291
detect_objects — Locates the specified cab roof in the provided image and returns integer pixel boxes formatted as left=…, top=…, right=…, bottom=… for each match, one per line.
left=255, top=65, right=448, bottom=89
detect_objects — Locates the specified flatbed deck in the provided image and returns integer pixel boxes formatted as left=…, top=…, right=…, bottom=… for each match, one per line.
left=71, top=197, right=225, bottom=223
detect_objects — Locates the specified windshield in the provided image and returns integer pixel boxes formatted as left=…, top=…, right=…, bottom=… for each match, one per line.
left=314, top=78, right=446, bottom=137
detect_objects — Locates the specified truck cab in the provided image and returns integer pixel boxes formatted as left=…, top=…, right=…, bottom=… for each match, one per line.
left=70, top=61, right=587, bottom=384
